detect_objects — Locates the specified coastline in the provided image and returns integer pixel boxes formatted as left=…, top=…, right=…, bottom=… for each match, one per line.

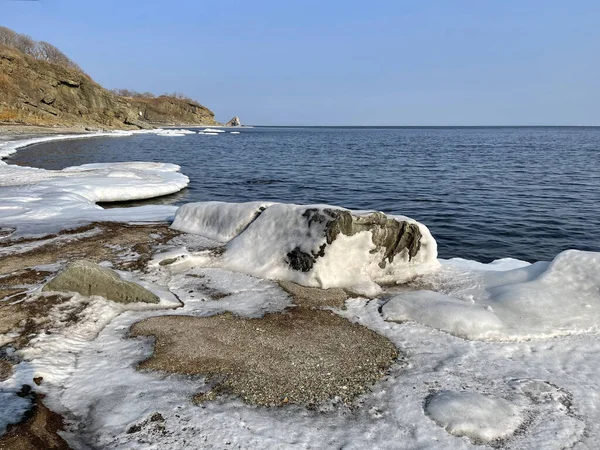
left=1, top=126, right=600, bottom=449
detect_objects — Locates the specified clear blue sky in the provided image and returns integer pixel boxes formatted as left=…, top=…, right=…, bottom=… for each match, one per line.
left=3, top=0, right=599, bottom=125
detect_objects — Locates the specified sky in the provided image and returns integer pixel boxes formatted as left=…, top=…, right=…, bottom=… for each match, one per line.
left=2, top=0, right=600, bottom=125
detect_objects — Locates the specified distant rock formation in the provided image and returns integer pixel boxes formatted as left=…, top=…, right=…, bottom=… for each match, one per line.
left=225, top=116, right=241, bottom=127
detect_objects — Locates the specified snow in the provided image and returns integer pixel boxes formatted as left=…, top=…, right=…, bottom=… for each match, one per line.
left=170, top=201, right=273, bottom=242
left=424, top=390, right=524, bottom=442
left=230, top=131, right=240, bottom=134
left=0, top=134, right=189, bottom=237
left=167, top=202, right=439, bottom=296
left=383, top=250, right=600, bottom=340
left=2, top=248, right=595, bottom=449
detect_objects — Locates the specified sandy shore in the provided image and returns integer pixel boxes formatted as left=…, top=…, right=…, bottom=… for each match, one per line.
left=0, top=125, right=99, bottom=141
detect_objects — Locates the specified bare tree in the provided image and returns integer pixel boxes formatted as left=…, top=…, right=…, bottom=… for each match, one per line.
left=0, top=26, right=82, bottom=72
left=0, top=26, right=18, bottom=47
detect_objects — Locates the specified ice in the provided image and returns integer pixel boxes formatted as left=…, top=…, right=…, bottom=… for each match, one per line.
left=154, top=129, right=195, bottom=137
left=424, top=390, right=524, bottom=442
left=170, top=201, right=273, bottom=242
left=0, top=136, right=189, bottom=236
left=167, top=202, right=439, bottom=296
left=0, top=393, right=31, bottom=435
left=383, top=249, right=600, bottom=340
left=2, top=258, right=592, bottom=449
left=382, top=290, right=504, bottom=339
left=201, top=128, right=225, bottom=133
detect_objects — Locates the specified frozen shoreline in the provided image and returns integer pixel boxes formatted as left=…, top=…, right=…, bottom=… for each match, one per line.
left=0, top=129, right=190, bottom=238
left=1, top=128, right=600, bottom=449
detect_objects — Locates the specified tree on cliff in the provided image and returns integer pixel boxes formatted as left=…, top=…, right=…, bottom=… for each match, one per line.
left=0, top=26, right=82, bottom=71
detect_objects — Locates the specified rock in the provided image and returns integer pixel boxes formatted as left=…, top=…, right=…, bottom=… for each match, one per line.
left=0, top=360, right=13, bottom=382
left=43, top=260, right=160, bottom=304
left=222, top=203, right=437, bottom=295
left=225, top=116, right=241, bottom=127
left=0, top=37, right=218, bottom=129
left=287, top=209, right=423, bottom=272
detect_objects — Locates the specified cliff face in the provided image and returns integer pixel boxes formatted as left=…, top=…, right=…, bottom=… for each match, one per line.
left=0, top=44, right=217, bottom=129
left=128, top=96, right=217, bottom=126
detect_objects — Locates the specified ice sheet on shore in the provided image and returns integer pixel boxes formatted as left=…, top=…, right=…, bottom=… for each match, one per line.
left=383, top=249, right=600, bottom=340
left=165, top=202, right=439, bottom=295
left=0, top=134, right=189, bottom=236
left=3, top=243, right=594, bottom=449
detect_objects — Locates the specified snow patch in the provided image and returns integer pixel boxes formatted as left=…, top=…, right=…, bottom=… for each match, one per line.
left=384, top=250, right=600, bottom=340
left=425, top=390, right=524, bottom=442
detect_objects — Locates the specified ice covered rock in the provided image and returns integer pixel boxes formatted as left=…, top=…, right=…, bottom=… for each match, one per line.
left=169, top=202, right=439, bottom=296
left=43, top=260, right=159, bottom=304
left=425, top=390, right=523, bottom=443
left=170, top=201, right=273, bottom=242
left=384, top=249, right=600, bottom=340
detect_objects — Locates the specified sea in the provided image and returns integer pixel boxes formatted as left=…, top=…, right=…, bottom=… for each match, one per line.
left=8, top=126, right=600, bottom=263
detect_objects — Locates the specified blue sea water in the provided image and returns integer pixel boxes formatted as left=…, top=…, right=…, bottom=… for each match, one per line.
left=8, top=126, right=600, bottom=263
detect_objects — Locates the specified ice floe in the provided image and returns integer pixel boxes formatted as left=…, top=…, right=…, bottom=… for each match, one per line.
left=154, top=129, right=196, bottom=137
left=0, top=134, right=189, bottom=237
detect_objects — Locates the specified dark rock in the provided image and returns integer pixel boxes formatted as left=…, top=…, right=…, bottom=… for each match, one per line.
left=285, top=208, right=422, bottom=272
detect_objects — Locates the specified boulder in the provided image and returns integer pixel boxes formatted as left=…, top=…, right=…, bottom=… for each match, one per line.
left=43, top=260, right=159, bottom=304
left=170, top=202, right=439, bottom=296
left=225, top=116, right=241, bottom=127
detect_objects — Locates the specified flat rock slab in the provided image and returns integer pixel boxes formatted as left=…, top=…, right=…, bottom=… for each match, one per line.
left=130, top=308, right=399, bottom=406
left=43, top=260, right=159, bottom=304
left=278, top=280, right=348, bottom=308
left=0, top=360, right=12, bottom=382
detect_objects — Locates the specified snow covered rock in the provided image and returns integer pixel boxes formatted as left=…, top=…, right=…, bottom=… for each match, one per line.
left=169, top=202, right=439, bottom=296
left=383, top=249, right=600, bottom=340
left=43, top=260, right=160, bottom=304
left=425, top=390, right=523, bottom=443
left=170, top=201, right=272, bottom=242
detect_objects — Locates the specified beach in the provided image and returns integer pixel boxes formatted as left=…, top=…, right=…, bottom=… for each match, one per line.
left=0, top=128, right=599, bottom=449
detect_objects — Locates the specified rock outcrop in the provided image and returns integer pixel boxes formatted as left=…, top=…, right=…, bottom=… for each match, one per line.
left=0, top=43, right=218, bottom=129
left=225, top=116, right=241, bottom=127
left=43, top=260, right=159, bottom=304
left=168, top=202, right=439, bottom=296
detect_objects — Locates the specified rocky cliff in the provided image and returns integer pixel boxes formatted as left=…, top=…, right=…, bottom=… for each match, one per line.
left=0, top=43, right=218, bottom=129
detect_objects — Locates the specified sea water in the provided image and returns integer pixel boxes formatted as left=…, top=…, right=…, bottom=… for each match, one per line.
left=8, top=126, right=600, bottom=262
